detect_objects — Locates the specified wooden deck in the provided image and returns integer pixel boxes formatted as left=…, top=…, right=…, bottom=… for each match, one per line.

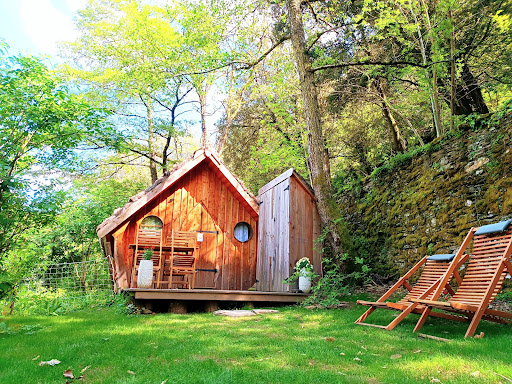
left=125, top=288, right=308, bottom=303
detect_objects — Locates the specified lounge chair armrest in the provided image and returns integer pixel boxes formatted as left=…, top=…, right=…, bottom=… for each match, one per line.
left=410, top=298, right=452, bottom=307
left=357, top=300, right=376, bottom=306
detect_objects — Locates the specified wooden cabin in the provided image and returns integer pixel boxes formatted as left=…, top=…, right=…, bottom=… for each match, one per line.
left=256, top=169, right=322, bottom=292
left=97, top=151, right=323, bottom=309
left=97, top=148, right=259, bottom=291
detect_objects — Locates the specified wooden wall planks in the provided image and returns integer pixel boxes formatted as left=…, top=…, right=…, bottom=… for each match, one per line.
left=113, top=161, right=257, bottom=290
left=257, top=170, right=322, bottom=292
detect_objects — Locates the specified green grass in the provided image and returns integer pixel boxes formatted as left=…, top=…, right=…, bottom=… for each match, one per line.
left=1, top=301, right=511, bottom=383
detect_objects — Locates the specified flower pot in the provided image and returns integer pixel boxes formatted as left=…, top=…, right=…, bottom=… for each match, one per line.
left=137, top=260, right=154, bottom=288
left=298, top=275, right=311, bottom=293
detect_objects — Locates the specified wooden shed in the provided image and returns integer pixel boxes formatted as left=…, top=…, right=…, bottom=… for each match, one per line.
left=256, top=169, right=322, bottom=292
left=97, top=148, right=259, bottom=291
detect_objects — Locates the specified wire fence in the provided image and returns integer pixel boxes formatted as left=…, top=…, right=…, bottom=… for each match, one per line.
left=13, top=258, right=116, bottom=315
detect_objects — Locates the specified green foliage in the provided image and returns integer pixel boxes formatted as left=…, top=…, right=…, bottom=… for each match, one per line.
left=143, top=248, right=154, bottom=260
left=305, top=251, right=371, bottom=308
left=370, top=141, right=441, bottom=181
left=285, top=257, right=318, bottom=285
left=0, top=52, right=118, bottom=303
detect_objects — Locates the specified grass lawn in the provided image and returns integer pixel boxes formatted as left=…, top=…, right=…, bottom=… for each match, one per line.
left=1, top=299, right=511, bottom=383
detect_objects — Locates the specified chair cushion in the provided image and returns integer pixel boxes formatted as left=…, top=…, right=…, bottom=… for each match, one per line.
left=474, top=219, right=512, bottom=235
left=427, top=254, right=456, bottom=262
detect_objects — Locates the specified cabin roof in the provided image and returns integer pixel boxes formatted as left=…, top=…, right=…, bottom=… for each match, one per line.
left=257, top=168, right=316, bottom=199
left=97, top=147, right=259, bottom=239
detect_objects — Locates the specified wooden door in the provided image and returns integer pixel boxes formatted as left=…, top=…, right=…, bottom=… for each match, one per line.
left=195, top=231, right=218, bottom=289
left=256, top=180, right=290, bottom=292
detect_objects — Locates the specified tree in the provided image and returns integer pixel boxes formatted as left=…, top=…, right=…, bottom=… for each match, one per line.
left=62, top=0, right=194, bottom=182
left=286, top=0, right=342, bottom=253
left=0, top=51, right=115, bottom=302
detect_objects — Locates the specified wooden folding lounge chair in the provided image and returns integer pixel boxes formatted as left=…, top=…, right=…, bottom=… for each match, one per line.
left=355, top=226, right=478, bottom=330
left=355, top=248, right=470, bottom=330
left=412, top=219, right=512, bottom=338
left=131, top=218, right=163, bottom=288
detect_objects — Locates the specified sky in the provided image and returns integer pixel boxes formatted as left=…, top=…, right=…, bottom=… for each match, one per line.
left=0, top=0, right=86, bottom=58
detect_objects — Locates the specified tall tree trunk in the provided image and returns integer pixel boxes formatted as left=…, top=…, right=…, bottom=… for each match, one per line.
left=145, top=96, right=158, bottom=183
left=287, top=0, right=341, bottom=255
left=375, top=78, right=407, bottom=153
left=411, top=2, right=442, bottom=138
left=453, top=64, right=490, bottom=115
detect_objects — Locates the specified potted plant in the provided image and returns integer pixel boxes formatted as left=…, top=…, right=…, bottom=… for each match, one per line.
left=137, top=248, right=154, bottom=288
left=291, top=257, right=316, bottom=293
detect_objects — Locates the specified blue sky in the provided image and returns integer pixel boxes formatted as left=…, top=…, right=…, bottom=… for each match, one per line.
left=0, top=0, right=85, bottom=58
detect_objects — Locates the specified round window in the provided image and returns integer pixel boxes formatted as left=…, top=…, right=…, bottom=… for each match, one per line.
left=234, top=222, right=253, bottom=243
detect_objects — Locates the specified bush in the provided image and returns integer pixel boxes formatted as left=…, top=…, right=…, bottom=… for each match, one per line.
left=303, top=255, right=371, bottom=307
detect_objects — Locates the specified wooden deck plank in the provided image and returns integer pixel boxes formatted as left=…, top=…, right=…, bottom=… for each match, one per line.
left=127, top=288, right=308, bottom=303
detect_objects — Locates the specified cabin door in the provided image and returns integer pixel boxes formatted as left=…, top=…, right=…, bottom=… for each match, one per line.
left=256, top=180, right=290, bottom=292
left=195, top=231, right=218, bottom=289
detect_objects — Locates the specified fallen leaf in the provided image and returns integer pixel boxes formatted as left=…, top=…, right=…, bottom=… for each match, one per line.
left=63, top=370, right=74, bottom=379
left=81, top=365, right=91, bottom=373
left=127, top=370, right=136, bottom=375
left=390, top=354, right=402, bottom=360
left=32, top=355, right=40, bottom=361
left=474, top=332, right=485, bottom=339
left=39, top=359, right=61, bottom=366
left=325, top=337, right=335, bottom=342
left=414, top=350, right=422, bottom=354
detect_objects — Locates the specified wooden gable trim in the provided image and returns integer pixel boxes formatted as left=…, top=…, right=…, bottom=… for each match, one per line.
left=258, top=169, right=294, bottom=196
left=204, top=149, right=259, bottom=219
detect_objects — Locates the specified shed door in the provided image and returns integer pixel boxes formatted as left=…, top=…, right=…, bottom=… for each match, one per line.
left=195, top=231, right=218, bottom=289
left=256, top=180, right=290, bottom=292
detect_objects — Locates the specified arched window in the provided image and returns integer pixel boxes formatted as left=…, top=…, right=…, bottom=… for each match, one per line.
left=140, top=215, right=163, bottom=229
left=234, top=222, right=253, bottom=243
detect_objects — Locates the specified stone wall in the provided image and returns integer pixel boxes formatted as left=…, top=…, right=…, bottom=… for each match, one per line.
left=338, top=111, right=512, bottom=278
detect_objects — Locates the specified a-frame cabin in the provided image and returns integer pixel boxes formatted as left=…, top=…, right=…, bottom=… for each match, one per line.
left=97, top=148, right=260, bottom=292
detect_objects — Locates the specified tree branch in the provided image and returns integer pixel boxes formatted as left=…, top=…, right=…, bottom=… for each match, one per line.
left=311, top=59, right=451, bottom=72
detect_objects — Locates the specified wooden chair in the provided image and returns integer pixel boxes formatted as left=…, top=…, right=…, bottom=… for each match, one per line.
left=131, top=220, right=163, bottom=288
left=411, top=219, right=512, bottom=338
left=160, top=231, right=197, bottom=289
left=355, top=247, right=470, bottom=330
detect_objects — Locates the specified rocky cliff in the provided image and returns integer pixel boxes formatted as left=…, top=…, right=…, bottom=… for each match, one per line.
left=338, top=106, right=512, bottom=278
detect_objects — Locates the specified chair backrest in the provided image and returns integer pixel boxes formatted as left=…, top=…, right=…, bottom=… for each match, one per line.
left=137, top=227, right=163, bottom=246
left=167, top=231, right=197, bottom=248
left=400, top=256, right=456, bottom=304
left=450, top=224, right=512, bottom=306
left=134, top=249, right=161, bottom=267
left=134, top=216, right=163, bottom=269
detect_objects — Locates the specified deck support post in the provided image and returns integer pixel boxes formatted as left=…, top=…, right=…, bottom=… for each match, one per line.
left=204, top=301, right=219, bottom=312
